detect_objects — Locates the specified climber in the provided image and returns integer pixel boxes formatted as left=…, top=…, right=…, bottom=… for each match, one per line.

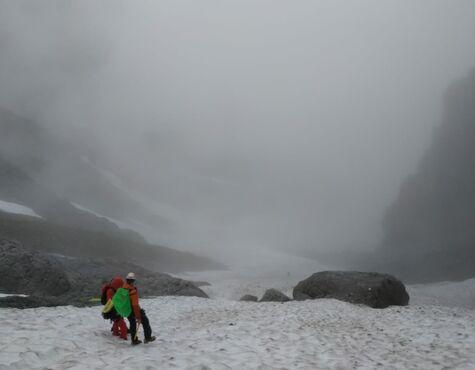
left=122, top=272, right=155, bottom=345
left=101, top=276, right=128, bottom=340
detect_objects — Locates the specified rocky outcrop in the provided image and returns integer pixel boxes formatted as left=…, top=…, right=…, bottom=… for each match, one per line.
left=239, top=294, right=258, bottom=302
left=0, top=239, right=71, bottom=296
left=0, top=238, right=209, bottom=308
left=259, top=289, right=291, bottom=303
left=293, top=271, right=409, bottom=308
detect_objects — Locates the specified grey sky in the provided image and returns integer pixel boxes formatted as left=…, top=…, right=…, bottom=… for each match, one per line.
left=1, top=1, right=475, bottom=261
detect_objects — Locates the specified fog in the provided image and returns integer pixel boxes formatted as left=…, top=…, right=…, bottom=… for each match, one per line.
left=1, top=1, right=475, bottom=264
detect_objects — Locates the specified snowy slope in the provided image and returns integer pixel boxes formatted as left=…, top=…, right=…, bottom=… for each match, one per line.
left=1, top=275, right=475, bottom=370
left=0, top=199, right=42, bottom=218
left=177, top=248, right=334, bottom=300
left=70, top=201, right=171, bottom=245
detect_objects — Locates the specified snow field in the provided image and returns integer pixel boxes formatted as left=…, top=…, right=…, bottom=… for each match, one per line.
left=408, top=278, right=475, bottom=309
left=1, top=296, right=474, bottom=370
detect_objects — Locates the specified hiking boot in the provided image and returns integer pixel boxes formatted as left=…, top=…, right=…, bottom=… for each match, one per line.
left=131, top=338, right=142, bottom=345
left=144, top=336, right=156, bottom=344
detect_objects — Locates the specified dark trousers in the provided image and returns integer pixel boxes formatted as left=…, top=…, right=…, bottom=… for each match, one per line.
left=128, top=308, right=152, bottom=340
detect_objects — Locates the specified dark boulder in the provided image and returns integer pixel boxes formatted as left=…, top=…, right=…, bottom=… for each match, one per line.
left=0, top=239, right=71, bottom=296
left=240, top=294, right=258, bottom=302
left=260, top=288, right=291, bottom=303
left=293, top=271, right=409, bottom=308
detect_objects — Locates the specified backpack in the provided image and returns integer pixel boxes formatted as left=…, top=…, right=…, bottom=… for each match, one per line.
left=101, top=284, right=116, bottom=305
left=101, top=299, right=119, bottom=320
left=112, top=287, right=132, bottom=318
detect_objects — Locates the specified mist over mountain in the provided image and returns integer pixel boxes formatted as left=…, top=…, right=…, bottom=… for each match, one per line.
left=0, top=1, right=475, bottom=275
left=0, top=107, right=223, bottom=272
left=0, top=107, right=169, bottom=238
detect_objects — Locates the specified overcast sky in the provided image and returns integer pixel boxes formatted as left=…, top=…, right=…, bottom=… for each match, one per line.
left=1, top=1, right=475, bottom=261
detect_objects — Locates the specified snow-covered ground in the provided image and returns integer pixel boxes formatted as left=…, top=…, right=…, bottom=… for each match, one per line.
left=408, top=278, right=475, bottom=310
left=0, top=199, right=42, bottom=219
left=1, top=274, right=475, bottom=370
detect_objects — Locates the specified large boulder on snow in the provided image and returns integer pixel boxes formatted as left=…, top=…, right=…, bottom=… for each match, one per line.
left=0, top=239, right=71, bottom=296
left=260, top=288, right=291, bottom=303
left=293, top=271, right=409, bottom=308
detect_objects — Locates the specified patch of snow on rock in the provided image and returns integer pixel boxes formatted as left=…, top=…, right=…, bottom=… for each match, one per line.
left=0, top=293, right=28, bottom=298
left=70, top=202, right=132, bottom=230
left=0, top=200, right=42, bottom=218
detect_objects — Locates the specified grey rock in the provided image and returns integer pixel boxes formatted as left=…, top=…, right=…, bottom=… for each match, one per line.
left=293, top=271, right=409, bottom=308
left=239, top=294, right=258, bottom=302
left=0, top=238, right=209, bottom=308
left=0, top=239, right=71, bottom=296
left=259, top=289, right=291, bottom=302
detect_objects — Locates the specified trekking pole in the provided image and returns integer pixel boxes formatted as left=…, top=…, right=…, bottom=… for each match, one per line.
left=135, top=322, right=141, bottom=341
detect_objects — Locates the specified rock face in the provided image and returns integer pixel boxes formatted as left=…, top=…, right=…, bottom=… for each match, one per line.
left=293, top=271, right=409, bottom=308
left=240, top=294, right=258, bottom=302
left=0, top=238, right=209, bottom=308
left=381, top=69, right=475, bottom=281
left=259, top=289, right=291, bottom=303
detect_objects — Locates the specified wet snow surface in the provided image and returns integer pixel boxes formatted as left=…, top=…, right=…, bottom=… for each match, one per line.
left=1, top=291, right=475, bottom=369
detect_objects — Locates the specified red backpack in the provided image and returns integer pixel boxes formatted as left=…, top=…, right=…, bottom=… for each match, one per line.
left=101, top=284, right=115, bottom=305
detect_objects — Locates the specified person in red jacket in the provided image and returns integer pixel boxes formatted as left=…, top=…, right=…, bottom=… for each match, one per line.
left=123, top=272, right=155, bottom=345
left=104, top=276, right=128, bottom=340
